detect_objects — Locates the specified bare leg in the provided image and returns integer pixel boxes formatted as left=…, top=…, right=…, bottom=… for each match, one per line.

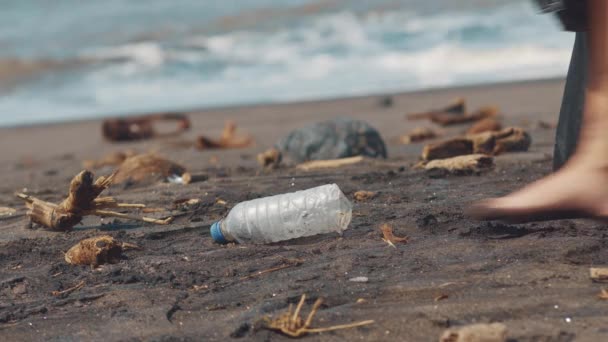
left=469, top=0, right=608, bottom=223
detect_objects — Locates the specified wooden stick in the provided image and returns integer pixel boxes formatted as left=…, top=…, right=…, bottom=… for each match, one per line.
left=296, top=156, right=364, bottom=171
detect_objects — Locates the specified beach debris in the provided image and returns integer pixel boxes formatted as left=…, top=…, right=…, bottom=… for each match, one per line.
left=51, top=280, right=85, bottom=296
left=239, top=258, right=303, bottom=281
left=407, top=98, right=465, bottom=121
left=65, top=235, right=141, bottom=267
left=423, top=155, right=494, bottom=174
left=422, top=127, right=531, bottom=161
left=296, top=156, right=364, bottom=171
left=16, top=170, right=172, bottom=231
left=434, top=294, right=449, bottom=302
left=113, top=153, right=192, bottom=185
left=257, top=147, right=282, bottom=168
left=431, top=107, right=498, bottom=126
left=492, top=127, right=531, bottom=154
left=440, top=323, right=507, bottom=342
left=590, top=267, right=608, bottom=282
left=537, top=120, right=557, bottom=129
left=275, top=118, right=387, bottom=163
left=211, top=184, right=351, bottom=244
left=173, top=198, right=201, bottom=208
left=467, top=118, right=502, bottom=135
left=0, top=207, right=17, bottom=218
left=380, top=223, right=408, bottom=248
left=399, top=127, right=438, bottom=144
left=349, top=276, right=369, bottom=283
left=422, top=138, right=473, bottom=161
left=196, top=120, right=254, bottom=150
left=259, top=294, right=374, bottom=338
left=83, top=150, right=137, bottom=169
left=378, top=95, right=393, bottom=108
left=354, top=190, right=376, bottom=202
left=598, top=288, right=608, bottom=300
left=102, top=113, right=190, bottom=142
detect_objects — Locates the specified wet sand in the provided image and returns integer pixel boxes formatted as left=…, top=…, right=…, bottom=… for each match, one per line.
left=2, top=78, right=608, bottom=341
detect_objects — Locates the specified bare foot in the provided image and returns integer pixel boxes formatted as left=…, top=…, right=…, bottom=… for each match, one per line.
left=468, top=156, right=608, bottom=223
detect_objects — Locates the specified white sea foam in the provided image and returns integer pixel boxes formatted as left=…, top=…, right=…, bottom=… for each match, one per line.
left=0, top=1, right=575, bottom=126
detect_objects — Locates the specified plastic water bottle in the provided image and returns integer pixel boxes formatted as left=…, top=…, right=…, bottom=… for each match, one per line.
left=210, top=184, right=352, bottom=244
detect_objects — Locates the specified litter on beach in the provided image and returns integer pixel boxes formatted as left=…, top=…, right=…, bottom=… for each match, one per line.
left=16, top=170, right=172, bottom=231
left=65, top=235, right=141, bottom=267
left=259, top=294, right=374, bottom=338
left=113, top=153, right=193, bottom=185
left=440, top=323, right=507, bottom=342
left=102, top=113, right=190, bottom=142
left=196, top=120, right=254, bottom=150
left=398, top=127, right=439, bottom=144
left=296, top=156, right=365, bottom=171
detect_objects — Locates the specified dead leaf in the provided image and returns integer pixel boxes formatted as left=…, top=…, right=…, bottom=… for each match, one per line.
left=196, top=120, right=253, bottom=150
left=260, top=294, right=374, bottom=337
left=354, top=191, right=376, bottom=202
left=380, top=224, right=408, bottom=247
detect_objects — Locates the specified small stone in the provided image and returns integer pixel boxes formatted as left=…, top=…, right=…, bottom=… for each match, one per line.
left=349, top=276, right=369, bottom=283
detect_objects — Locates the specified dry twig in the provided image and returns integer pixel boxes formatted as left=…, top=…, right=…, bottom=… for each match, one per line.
left=239, top=259, right=302, bottom=281
left=51, top=280, right=85, bottom=296
left=296, top=156, right=364, bottom=171
left=354, top=191, right=376, bottom=202
left=261, top=294, right=374, bottom=337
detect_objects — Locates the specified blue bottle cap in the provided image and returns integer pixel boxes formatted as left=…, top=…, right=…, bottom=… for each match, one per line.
left=210, top=221, right=229, bottom=244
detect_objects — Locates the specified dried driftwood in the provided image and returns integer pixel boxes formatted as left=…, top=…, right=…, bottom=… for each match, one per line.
left=65, top=235, right=141, bottom=267
left=102, top=113, right=190, bottom=142
left=83, top=150, right=136, bottom=169
left=296, top=156, right=365, bottom=171
left=440, top=323, right=507, bottom=342
left=431, top=106, right=498, bottom=126
left=196, top=121, right=253, bottom=150
left=260, top=294, right=374, bottom=337
left=492, top=127, right=531, bottom=154
left=16, top=170, right=172, bottom=231
left=424, top=154, right=494, bottom=173
left=407, top=98, right=466, bottom=120
left=422, top=138, right=473, bottom=161
left=467, top=118, right=502, bottom=135
left=399, top=127, right=438, bottom=144
left=590, top=267, right=608, bottom=282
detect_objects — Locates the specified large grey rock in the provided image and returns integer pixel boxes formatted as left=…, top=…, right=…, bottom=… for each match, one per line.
left=276, top=117, right=387, bottom=163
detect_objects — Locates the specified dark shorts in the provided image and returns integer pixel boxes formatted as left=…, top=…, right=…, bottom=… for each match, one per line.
left=534, top=0, right=588, bottom=169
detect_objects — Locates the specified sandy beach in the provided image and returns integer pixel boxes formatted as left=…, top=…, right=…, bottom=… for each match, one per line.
left=2, top=78, right=608, bottom=341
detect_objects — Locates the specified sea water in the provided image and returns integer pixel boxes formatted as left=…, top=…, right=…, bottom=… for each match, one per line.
left=0, top=0, right=574, bottom=127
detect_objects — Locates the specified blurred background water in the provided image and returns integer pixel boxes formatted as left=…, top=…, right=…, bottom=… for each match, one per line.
left=0, top=0, right=574, bottom=126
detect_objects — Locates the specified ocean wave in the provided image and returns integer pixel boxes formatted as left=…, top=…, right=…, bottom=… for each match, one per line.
left=0, top=1, right=574, bottom=126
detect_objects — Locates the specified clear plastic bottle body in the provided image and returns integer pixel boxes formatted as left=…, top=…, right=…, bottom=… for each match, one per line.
left=217, top=184, right=352, bottom=244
